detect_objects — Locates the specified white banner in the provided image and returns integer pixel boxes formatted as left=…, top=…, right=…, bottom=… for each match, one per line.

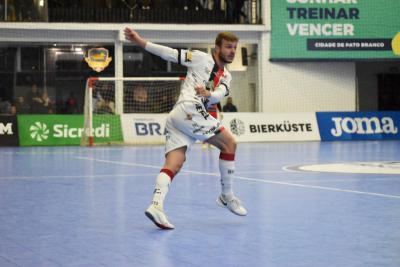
left=121, top=112, right=320, bottom=144
left=220, top=112, right=321, bottom=142
left=121, top=114, right=167, bottom=144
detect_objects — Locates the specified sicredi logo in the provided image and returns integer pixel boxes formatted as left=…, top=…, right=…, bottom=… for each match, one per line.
left=29, top=122, right=49, bottom=142
left=0, top=123, right=13, bottom=135
left=331, top=116, right=398, bottom=137
left=29, top=122, right=110, bottom=141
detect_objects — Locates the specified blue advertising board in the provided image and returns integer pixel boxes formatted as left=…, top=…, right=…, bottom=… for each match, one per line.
left=316, top=112, right=400, bottom=141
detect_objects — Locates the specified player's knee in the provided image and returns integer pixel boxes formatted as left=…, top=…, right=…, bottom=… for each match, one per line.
left=221, top=139, right=236, bottom=154
left=170, top=157, right=185, bottom=174
left=228, top=139, right=237, bottom=153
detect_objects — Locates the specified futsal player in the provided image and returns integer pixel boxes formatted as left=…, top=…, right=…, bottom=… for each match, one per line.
left=124, top=27, right=247, bottom=230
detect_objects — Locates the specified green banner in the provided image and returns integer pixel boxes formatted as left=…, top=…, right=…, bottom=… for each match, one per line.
left=271, top=0, right=400, bottom=60
left=18, top=115, right=122, bottom=146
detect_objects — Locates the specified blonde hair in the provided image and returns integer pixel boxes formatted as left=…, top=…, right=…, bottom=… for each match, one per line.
left=215, top=32, right=239, bottom=47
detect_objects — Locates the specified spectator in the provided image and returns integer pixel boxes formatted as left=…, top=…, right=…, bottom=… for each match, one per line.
left=0, top=97, right=12, bottom=114
left=65, top=92, right=78, bottom=114
left=14, top=96, right=30, bottom=114
left=96, top=99, right=115, bottom=114
left=154, top=95, right=176, bottom=113
left=31, top=91, right=54, bottom=114
left=130, top=85, right=151, bottom=113
left=140, top=0, right=152, bottom=10
left=213, top=0, right=221, bottom=11
left=26, top=83, right=41, bottom=109
left=226, top=0, right=247, bottom=23
left=222, top=96, right=238, bottom=112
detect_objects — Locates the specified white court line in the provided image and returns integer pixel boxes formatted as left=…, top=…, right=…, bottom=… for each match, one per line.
left=236, top=170, right=287, bottom=174
left=0, top=173, right=156, bottom=180
left=76, top=156, right=400, bottom=200
left=289, top=177, right=400, bottom=183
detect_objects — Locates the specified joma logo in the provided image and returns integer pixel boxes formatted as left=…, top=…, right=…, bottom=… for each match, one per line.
left=331, top=117, right=398, bottom=137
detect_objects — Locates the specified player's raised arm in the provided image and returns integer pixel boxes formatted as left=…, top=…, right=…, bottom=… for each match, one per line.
left=124, top=27, right=147, bottom=48
left=124, top=27, right=179, bottom=64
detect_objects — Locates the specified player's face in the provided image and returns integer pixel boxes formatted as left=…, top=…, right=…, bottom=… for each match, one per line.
left=217, top=39, right=237, bottom=64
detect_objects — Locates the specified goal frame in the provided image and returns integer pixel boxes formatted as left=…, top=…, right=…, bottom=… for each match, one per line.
left=83, top=76, right=184, bottom=146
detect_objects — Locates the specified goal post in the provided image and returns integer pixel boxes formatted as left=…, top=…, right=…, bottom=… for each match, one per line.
left=81, top=77, right=184, bottom=146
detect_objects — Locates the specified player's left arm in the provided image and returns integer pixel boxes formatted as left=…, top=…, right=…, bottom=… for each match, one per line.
left=195, top=74, right=231, bottom=104
left=207, top=73, right=231, bottom=104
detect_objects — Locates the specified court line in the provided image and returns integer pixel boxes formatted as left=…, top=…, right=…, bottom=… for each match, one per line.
left=75, top=156, right=400, bottom=200
left=0, top=173, right=156, bottom=180
left=284, top=177, right=400, bottom=183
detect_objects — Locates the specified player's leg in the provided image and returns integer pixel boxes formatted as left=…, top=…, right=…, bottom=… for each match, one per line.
left=203, top=110, right=218, bottom=149
left=151, top=146, right=187, bottom=210
left=207, top=129, right=247, bottom=216
left=145, top=107, right=195, bottom=230
left=145, top=146, right=187, bottom=230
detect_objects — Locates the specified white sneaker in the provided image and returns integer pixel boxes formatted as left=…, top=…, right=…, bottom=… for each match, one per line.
left=145, top=205, right=175, bottom=230
left=217, top=194, right=247, bottom=216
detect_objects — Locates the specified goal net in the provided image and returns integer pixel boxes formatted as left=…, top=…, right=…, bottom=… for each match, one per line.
left=81, top=77, right=183, bottom=146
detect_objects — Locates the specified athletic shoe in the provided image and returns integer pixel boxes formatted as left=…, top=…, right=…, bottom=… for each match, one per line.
left=145, top=205, right=175, bottom=230
left=217, top=194, right=247, bottom=216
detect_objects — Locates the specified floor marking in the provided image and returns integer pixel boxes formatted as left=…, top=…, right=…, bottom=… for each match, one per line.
left=75, top=156, right=163, bottom=169
left=76, top=157, right=400, bottom=200
left=284, top=177, right=400, bottom=183
left=283, top=162, right=400, bottom=175
left=0, top=173, right=155, bottom=180
left=236, top=170, right=287, bottom=174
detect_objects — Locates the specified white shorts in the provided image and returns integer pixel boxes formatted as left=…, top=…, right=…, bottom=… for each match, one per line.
left=165, top=102, right=223, bottom=154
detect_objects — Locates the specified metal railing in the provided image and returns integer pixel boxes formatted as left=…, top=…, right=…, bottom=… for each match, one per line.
left=0, top=0, right=261, bottom=24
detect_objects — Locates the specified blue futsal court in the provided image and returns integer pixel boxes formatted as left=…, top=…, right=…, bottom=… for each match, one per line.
left=0, top=141, right=399, bottom=267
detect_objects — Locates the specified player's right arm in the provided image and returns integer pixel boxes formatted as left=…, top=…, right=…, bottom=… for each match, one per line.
left=124, top=27, right=147, bottom=48
left=124, top=27, right=200, bottom=66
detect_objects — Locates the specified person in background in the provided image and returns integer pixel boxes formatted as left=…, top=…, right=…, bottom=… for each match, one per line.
left=0, top=97, right=12, bottom=114
left=65, top=92, right=78, bottom=114
left=222, top=96, right=238, bottom=112
left=26, top=83, right=42, bottom=110
left=31, top=91, right=54, bottom=114
left=130, top=85, right=151, bottom=113
left=14, top=96, right=30, bottom=114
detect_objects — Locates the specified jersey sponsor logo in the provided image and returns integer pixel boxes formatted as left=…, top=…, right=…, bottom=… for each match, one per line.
left=185, top=51, right=193, bottom=62
left=0, top=123, right=13, bottom=135
left=195, top=103, right=210, bottom=120
left=192, top=122, right=220, bottom=136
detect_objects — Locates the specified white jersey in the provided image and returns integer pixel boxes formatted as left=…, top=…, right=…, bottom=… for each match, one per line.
left=145, top=42, right=232, bottom=108
left=144, top=42, right=233, bottom=153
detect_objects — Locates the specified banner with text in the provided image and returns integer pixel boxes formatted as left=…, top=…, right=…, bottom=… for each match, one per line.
left=0, top=116, right=19, bottom=146
left=221, top=113, right=320, bottom=142
left=316, top=112, right=400, bottom=140
left=271, top=0, right=400, bottom=60
left=121, top=114, right=167, bottom=145
left=18, top=115, right=122, bottom=146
